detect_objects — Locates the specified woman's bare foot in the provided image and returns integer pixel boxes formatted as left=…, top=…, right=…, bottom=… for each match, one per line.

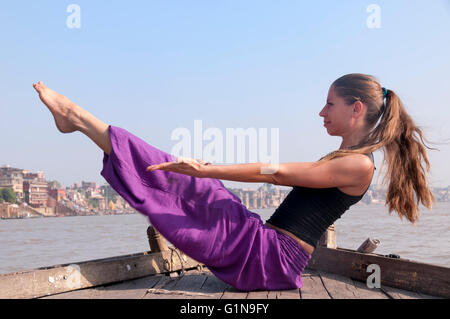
left=33, top=81, right=113, bottom=155
left=33, top=81, right=83, bottom=133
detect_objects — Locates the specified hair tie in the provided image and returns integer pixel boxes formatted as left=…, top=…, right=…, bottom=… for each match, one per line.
left=379, top=87, right=389, bottom=116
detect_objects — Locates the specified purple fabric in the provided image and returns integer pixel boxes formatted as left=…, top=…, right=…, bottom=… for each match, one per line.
left=100, top=125, right=311, bottom=291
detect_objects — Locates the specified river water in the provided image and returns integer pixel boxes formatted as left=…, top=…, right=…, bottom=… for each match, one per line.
left=0, top=201, right=448, bottom=275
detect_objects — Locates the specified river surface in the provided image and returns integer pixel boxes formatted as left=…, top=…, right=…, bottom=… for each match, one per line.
left=0, top=201, right=448, bottom=274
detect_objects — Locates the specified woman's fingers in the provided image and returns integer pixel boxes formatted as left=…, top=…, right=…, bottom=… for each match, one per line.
left=146, top=161, right=189, bottom=172
left=146, top=158, right=209, bottom=175
left=146, top=163, right=171, bottom=171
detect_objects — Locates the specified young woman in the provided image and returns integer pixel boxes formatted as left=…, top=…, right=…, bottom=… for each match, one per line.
left=32, top=73, right=435, bottom=291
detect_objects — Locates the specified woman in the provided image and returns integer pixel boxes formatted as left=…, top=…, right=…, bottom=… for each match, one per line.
left=32, top=73, right=435, bottom=291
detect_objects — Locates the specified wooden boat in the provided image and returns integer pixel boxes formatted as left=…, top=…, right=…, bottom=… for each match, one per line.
left=0, top=226, right=447, bottom=299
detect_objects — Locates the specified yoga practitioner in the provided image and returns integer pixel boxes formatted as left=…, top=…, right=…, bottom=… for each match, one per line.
left=32, top=73, right=435, bottom=291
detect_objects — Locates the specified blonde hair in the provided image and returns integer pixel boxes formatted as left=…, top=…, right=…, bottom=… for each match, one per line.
left=317, top=73, right=437, bottom=224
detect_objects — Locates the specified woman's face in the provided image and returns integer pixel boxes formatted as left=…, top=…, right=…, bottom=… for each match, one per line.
left=319, top=85, right=356, bottom=137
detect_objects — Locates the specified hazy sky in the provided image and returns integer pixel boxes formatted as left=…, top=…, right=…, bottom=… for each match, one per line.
left=1, top=1, right=449, bottom=189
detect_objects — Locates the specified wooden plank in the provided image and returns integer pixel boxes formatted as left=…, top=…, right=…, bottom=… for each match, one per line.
left=144, top=271, right=210, bottom=299
left=318, top=271, right=389, bottom=299
left=219, top=277, right=300, bottom=299
left=221, top=287, right=249, bottom=299
left=247, top=290, right=269, bottom=299
left=41, top=275, right=164, bottom=299
left=144, top=275, right=179, bottom=299
left=168, top=272, right=209, bottom=298
left=276, top=289, right=301, bottom=299
left=0, top=250, right=203, bottom=299
left=193, top=275, right=230, bottom=299
left=350, top=279, right=389, bottom=299
left=300, top=275, right=330, bottom=299
left=267, top=291, right=278, bottom=299
left=40, top=286, right=101, bottom=299
left=96, top=275, right=165, bottom=299
left=381, top=285, right=421, bottom=299
left=417, top=292, right=442, bottom=299
left=381, top=285, right=440, bottom=299
left=318, top=272, right=358, bottom=299
left=269, top=289, right=300, bottom=299
left=307, top=247, right=449, bottom=298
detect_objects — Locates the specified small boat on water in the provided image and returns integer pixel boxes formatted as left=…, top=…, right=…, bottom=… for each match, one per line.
left=0, top=226, right=448, bottom=299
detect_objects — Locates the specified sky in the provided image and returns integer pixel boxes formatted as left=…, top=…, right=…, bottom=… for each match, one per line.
left=1, top=0, right=449, bottom=189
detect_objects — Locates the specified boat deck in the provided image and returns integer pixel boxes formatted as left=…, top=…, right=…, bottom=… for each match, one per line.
left=40, top=268, right=439, bottom=299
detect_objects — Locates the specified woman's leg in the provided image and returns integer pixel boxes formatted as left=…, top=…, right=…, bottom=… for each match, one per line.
left=32, top=81, right=240, bottom=264
left=33, top=81, right=112, bottom=156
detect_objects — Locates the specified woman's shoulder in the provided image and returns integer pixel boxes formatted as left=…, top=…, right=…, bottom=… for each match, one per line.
left=319, top=150, right=374, bottom=163
left=342, top=153, right=374, bottom=170
left=322, top=151, right=375, bottom=175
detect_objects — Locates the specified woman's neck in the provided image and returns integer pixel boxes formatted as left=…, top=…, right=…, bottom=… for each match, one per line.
left=339, top=128, right=369, bottom=150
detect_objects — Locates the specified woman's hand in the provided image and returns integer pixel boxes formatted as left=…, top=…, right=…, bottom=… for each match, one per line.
left=145, top=157, right=211, bottom=178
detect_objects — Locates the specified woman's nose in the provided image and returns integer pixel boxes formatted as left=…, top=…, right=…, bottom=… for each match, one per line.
left=319, top=107, right=326, bottom=117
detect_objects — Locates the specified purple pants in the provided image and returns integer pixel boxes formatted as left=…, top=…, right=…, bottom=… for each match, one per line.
left=100, top=125, right=311, bottom=291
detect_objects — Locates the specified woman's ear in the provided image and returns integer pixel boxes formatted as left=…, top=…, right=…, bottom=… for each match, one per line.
left=353, top=101, right=365, bottom=118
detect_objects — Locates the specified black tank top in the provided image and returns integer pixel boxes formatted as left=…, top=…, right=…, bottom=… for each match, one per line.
left=266, top=153, right=375, bottom=248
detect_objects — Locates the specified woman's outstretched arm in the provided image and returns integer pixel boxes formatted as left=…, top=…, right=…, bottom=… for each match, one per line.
left=201, top=162, right=280, bottom=184
left=146, top=158, right=279, bottom=184
left=147, top=153, right=373, bottom=188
